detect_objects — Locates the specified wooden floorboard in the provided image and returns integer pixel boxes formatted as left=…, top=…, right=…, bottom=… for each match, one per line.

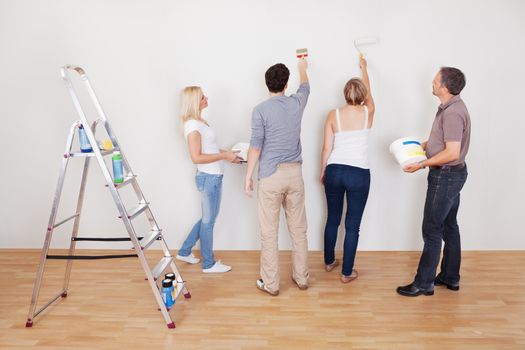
left=1, top=250, right=524, bottom=349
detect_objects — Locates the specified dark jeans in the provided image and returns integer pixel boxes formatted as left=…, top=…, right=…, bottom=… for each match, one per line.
left=414, top=165, right=468, bottom=290
left=323, top=164, right=370, bottom=276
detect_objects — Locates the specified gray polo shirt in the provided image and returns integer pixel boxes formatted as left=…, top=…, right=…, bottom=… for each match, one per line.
left=426, top=95, right=471, bottom=166
left=250, top=83, right=310, bottom=179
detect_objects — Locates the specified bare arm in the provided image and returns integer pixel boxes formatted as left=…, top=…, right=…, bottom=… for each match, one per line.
left=404, top=141, right=461, bottom=173
left=244, top=147, right=261, bottom=196
left=320, top=112, right=335, bottom=184
left=187, top=131, right=239, bottom=164
left=360, top=57, right=375, bottom=127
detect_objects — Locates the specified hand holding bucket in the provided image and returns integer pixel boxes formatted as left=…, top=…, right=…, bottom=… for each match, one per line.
left=389, top=137, right=427, bottom=168
left=232, top=142, right=249, bottom=162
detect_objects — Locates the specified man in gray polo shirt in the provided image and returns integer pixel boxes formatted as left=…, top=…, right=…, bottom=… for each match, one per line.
left=245, top=59, right=310, bottom=296
left=397, top=67, right=470, bottom=297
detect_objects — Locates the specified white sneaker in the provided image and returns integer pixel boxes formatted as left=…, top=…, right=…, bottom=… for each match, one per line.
left=202, top=261, right=232, bottom=273
left=176, top=253, right=200, bottom=264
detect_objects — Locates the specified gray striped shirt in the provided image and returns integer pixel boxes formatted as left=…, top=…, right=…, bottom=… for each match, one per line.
left=250, top=83, right=310, bottom=179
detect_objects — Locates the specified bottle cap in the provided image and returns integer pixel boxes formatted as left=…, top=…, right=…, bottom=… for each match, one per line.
left=162, top=279, right=173, bottom=288
left=165, top=273, right=175, bottom=281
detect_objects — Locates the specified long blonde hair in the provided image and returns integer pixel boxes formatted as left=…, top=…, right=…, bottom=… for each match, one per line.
left=180, top=86, right=203, bottom=122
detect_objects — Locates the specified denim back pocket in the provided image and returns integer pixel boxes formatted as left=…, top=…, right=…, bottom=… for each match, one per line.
left=445, top=172, right=467, bottom=199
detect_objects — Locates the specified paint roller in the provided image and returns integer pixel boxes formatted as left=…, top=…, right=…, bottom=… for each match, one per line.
left=353, top=37, right=379, bottom=58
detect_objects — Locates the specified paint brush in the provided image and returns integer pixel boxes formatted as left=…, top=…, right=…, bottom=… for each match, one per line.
left=296, top=48, right=308, bottom=59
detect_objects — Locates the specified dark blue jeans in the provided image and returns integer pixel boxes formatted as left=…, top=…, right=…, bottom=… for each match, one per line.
left=414, top=165, right=468, bottom=290
left=324, top=164, right=370, bottom=276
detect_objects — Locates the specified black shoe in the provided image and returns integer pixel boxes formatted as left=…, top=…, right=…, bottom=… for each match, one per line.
left=434, top=276, right=460, bottom=291
left=396, top=283, right=434, bottom=297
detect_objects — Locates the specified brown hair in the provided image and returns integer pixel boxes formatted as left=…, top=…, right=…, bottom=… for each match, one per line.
left=439, top=67, right=466, bottom=95
left=343, top=78, right=367, bottom=105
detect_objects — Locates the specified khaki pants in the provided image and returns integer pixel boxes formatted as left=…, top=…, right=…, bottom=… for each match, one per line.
left=257, top=163, right=309, bottom=292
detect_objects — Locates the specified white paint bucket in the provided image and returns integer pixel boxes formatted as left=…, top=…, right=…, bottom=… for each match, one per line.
left=232, top=142, right=249, bottom=162
left=389, top=137, right=427, bottom=167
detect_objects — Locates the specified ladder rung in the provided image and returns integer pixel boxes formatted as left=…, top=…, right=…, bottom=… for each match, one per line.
left=140, top=230, right=162, bottom=250
left=47, top=254, right=137, bottom=260
left=52, top=213, right=79, bottom=229
left=151, top=257, right=173, bottom=280
left=106, top=175, right=136, bottom=189
left=121, top=203, right=149, bottom=220
left=73, top=236, right=142, bottom=242
left=68, top=150, right=112, bottom=157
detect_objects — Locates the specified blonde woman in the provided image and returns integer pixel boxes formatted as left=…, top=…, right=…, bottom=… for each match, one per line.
left=320, top=57, right=375, bottom=283
left=176, top=86, right=240, bottom=273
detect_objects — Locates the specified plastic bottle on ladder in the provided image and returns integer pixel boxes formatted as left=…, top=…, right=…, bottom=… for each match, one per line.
left=112, top=151, right=124, bottom=183
left=78, top=124, right=93, bottom=153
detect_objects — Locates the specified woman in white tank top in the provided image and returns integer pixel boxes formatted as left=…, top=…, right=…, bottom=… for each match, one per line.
left=320, top=57, right=376, bottom=283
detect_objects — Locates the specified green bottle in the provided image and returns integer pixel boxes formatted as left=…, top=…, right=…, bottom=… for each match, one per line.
left=112, top=151, right=124, bottom=183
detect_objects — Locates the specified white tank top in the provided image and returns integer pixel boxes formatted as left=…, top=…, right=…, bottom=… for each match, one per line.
left=326, top=106, right=370, bottom=169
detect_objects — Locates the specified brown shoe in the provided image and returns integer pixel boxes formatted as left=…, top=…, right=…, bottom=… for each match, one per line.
left=340, top=269, right=358, bottom=283
left=256, top=279, right=279, bottom=296
left=292, top=277, right=308, bottom=290
left=325, top=259, right=339, bottom=272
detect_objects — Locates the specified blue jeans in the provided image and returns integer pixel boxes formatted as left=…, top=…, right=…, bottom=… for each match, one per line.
left=414, top=165, right=468, bottom=290
left=323, top=164, right=370, bottom=276
left=178, top=172, right=223, bottom=269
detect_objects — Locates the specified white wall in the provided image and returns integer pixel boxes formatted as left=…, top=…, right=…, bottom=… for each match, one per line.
left=1, top=0, right=524, bottom=250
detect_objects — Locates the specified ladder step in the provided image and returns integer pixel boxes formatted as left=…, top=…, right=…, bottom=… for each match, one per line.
left=140, top=230, right=162, bottom=250
left=120, top=203, right=149, bottom=220
left=68, top=150, right=113, bottom=157
left=151, top=257, right=173, bottom=280
left=106, top=175, right=136, bottom=189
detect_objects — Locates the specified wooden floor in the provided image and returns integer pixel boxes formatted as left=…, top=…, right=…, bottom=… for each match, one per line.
left=1, top=250, right=524, bottom=350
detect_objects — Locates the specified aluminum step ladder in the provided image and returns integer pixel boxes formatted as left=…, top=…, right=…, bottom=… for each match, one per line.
left=26, top=65, right=190, bottom=329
